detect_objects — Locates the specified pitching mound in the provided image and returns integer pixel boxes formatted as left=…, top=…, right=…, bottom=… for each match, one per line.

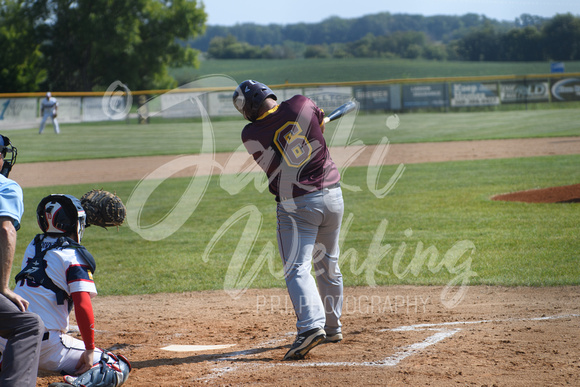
left=492, top=183, right=580, bottom=203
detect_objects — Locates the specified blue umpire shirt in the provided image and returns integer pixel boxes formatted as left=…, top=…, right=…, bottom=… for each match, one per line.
left=0, top=174, right=24, bottom=231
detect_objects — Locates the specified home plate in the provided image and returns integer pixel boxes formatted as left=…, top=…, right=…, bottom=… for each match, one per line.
left=161, top=344, right=236, bottom=352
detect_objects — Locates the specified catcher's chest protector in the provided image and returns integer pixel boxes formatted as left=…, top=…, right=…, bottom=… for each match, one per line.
left=15, top=235, right=96, bottom=309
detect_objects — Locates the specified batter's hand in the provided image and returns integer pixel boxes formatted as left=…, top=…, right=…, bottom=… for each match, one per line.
left=76, top=349, right=95, bottom=375
left=1, top=288, right=29, bottom=311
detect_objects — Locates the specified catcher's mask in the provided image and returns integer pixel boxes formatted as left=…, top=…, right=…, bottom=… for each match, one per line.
left=0, top=134, right=18, bottom=178
left=233, top=80, right=277, bottom=122
left=37, top=194, right=86, bottom=242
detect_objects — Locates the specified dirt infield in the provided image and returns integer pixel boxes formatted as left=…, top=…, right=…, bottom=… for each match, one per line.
left=12, top=136, right=580, bottom=189
left=29, top=136, right=580, bottom=386
left=39, top=287, right=580, bottom=386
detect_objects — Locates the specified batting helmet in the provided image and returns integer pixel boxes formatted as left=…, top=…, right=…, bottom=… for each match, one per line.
left=0, top=134, right=17, bottom=178
left=233, top=80, right=277, bottom=122
left=37, top=194, right=87, bottom=242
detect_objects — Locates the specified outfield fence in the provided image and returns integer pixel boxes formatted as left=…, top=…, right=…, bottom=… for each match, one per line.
left=1, top=72, right=579, bottom=130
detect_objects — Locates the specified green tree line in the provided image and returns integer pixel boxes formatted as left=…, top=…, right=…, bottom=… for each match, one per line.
left=201, top=13, right=580, bottom=62
left=2, top=4, right=578, bottom=93
left=192, top=12, right=511, bottom=50
left=0, top=0, right=206, bottom=93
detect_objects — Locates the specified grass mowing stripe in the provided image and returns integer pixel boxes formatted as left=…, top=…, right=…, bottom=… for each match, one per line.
left=7, top=108, right=580, bottom=164
left=13, top=154, right=580, bottom=295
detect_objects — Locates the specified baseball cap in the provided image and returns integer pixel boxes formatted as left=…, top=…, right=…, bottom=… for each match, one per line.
left=46, top=92, right=51, bottom=97
left=0, top=135, right=5, bottom=147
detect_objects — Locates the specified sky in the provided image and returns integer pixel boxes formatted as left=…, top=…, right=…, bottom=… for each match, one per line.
left=203, top=0, right=580, bottom=26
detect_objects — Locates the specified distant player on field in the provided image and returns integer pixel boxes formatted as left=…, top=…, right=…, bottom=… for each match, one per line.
left=233, top=80, right=345, bottom=360
left=39, top=92, right=60, bottom=134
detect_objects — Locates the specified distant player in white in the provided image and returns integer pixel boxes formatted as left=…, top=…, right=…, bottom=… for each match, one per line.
left=0, top=194, right=130, bottom=387
left=39, top=92, right=60, bottom=134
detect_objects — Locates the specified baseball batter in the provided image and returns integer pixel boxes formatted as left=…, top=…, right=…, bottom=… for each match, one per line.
left=0, top=194, right=130, bottom=387
left=233, top=80, right=344, bottom=360
left=39, top=92, right=60, bottom=134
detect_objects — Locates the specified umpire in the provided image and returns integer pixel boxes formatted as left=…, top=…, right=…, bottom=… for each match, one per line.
left=0, top=134, right=44, bottom=387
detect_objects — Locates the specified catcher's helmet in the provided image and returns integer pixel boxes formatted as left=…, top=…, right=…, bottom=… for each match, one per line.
left=37, top=194, right=87, bottom=242
left=0, top=134, right=17, bottom=178
left=232, top=80, right=277, bottom=122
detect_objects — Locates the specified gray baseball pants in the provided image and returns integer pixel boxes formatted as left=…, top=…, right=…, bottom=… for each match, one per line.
left=277, top=185, right=344, bottom=336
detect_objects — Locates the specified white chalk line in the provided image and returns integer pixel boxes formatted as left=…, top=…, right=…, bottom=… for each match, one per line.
left=161, top=344, right=237, bottom=352
left=286, top=327, right=462, bottom=368
left=196, top=337, right=288, bottom=382
left=195, top=313, right=580, bottom=381
left=197, top=326, right=459, bottom=381
left=384, top=313, right=580, bottom=332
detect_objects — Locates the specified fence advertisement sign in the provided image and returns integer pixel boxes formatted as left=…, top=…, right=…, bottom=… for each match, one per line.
left=354, top=85, right=402, bottom=111
left=402, top=84, right=448, bottom=109
left=354, top=86, right=390, bottom=110
left=550, top=62, right=565, bottom=73
left=208, top=92, right=240, bottom=117
left=53, top=97, right=82, bottom=122
left=500, top=81, right=549, bottom=103
left=160, top=92, right=206, bottom=118
left=550, top=78, right=580, bottom=102
left=0, top=98, right=37, bottom=128
left=304, top=87, right=353, bottom=112
left=83, top=97, right=120, bottom=121
left=451, top=83, right=500, bottom=107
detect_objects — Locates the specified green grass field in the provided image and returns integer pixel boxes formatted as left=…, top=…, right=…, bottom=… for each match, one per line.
left=10, top=106, right=580, bottom=295
left=171, top=58, right=580, bottom=85
left=7, top=108, right=580, bottom=164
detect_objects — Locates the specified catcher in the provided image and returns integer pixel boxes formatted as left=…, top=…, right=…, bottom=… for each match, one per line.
left=0, top=192, right=129, bottom=387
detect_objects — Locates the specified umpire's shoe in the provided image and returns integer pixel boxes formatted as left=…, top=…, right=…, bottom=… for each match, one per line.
left=283, top=328, right=326, bottom=360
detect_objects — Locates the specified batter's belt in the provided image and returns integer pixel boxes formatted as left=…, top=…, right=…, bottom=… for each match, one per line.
left=279, top=182, right=341, bottom=202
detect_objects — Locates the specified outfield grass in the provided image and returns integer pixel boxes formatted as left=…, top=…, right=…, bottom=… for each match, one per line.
left=14, top=153, right=580, bottom=295
left=7, top=100, right=580, bottom=294
left=7, top=108, right=580, bottom=164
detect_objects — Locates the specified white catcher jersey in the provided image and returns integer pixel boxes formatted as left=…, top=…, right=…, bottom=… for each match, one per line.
left=40, top=97, right=58, bottom=115
left=15, top=236, right=97, bottom=333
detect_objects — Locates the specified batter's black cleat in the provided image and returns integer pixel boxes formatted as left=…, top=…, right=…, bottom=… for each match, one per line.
left=283, top=328, right=326, bottom=360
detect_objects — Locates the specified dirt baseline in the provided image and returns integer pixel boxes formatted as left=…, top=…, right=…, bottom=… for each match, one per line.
left=29, top=136, right=580, bottom=386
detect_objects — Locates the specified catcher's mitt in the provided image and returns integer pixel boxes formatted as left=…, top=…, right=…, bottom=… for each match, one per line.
left=81, top=189, right=126, bottom=228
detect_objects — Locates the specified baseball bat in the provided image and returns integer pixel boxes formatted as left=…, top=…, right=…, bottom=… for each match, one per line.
left=323, top=101, right=357, bottom=124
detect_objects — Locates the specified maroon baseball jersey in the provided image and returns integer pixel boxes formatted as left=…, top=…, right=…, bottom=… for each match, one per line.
left=241, top=95, right=340, bottom=202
